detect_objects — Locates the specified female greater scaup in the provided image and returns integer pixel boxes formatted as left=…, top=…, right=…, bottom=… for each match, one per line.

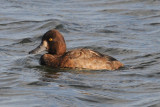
left=29, top=29, right=124, bottom=70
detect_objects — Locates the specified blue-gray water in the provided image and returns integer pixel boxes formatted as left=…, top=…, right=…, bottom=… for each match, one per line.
left=0, top=0, right=160, bottom=107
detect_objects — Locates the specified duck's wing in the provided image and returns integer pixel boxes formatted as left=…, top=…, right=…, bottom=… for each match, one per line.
left=60, top=49, right=123, bottom=70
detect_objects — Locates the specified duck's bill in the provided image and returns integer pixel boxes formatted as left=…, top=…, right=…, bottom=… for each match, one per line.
left=29, top=41, right=48, bottom=54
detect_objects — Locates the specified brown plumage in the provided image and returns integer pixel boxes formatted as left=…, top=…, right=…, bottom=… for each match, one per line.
left=29, top=29, right=124, bottom=70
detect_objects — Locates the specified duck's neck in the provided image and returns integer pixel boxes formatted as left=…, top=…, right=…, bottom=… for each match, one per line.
left=49, top=41, right=66, bottom=56
left=56, top=47, right=66, bottom=55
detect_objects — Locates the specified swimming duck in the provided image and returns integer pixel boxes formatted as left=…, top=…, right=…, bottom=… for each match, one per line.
left=29, top=29, right=124, bottom=70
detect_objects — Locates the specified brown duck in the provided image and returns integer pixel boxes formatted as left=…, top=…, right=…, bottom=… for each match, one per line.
left=29, top=29, right=124, bottom=70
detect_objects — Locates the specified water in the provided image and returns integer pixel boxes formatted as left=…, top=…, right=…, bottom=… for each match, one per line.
left=0, top=0, right=160, bottom=106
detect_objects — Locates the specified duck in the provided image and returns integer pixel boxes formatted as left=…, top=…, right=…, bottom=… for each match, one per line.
left=29, top=29, right=124, bottom=70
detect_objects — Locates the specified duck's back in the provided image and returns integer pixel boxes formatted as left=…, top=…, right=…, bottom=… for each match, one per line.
left=60, top=49, right=123, bottom=70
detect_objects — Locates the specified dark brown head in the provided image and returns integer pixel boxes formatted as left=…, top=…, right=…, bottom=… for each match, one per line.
left=29, top=29, right=66, bottom=55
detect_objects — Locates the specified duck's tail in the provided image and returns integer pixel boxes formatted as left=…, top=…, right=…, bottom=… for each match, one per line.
left=112, top=61, right=124, bottom=70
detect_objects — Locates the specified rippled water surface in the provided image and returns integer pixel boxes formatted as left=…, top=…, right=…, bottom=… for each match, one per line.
left=0, top=0, right=160, bottom=107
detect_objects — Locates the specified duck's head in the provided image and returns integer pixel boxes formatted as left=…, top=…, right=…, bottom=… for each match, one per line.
left=29, top=29, right=66, bottom=55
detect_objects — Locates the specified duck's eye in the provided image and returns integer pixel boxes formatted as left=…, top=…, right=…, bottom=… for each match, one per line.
left=49, top=38, right=53, bottom=42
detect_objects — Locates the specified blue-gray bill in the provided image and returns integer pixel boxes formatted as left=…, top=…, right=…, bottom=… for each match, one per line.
left=29, top=43, right=46, bottom=54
